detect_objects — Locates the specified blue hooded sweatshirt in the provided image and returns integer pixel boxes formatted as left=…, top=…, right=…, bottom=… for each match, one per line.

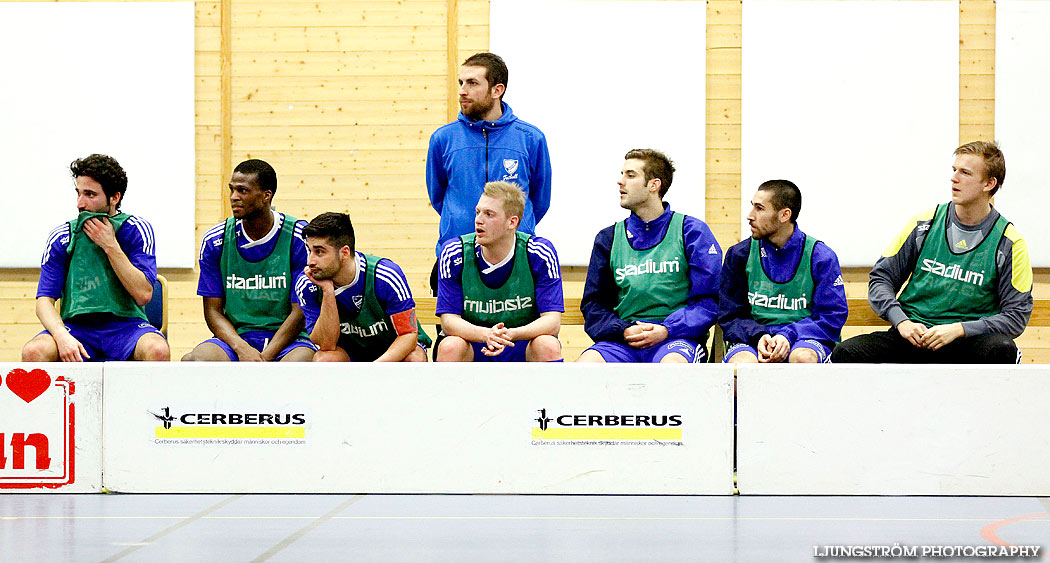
left=426, top=102, right=553, bottom=255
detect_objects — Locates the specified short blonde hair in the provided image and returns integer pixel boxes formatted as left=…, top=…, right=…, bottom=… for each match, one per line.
left=955, top=141, right=1005, bottom=196
left=482, top=181, right=525, bottom=220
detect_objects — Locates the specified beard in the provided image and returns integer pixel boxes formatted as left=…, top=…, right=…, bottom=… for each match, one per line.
left=462, top=96, right=497, bottom=120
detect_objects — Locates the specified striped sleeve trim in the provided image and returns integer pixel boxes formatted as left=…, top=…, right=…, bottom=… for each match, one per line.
left=199, top=222, right=225, bottom=261
left=125, top=216, right=156, bottom=255
left=375, top=261, right=412, bottom=302
left=294, top=273, right=314, bottom=307
left=41, top=224, right=70, bottom=266
left=527, top=238, right=560, bottom=279
left=439, top=242, right=462, bottom=280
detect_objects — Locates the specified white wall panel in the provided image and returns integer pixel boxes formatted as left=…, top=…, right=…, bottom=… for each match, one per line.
left=738, top=364, right=1050, bottom=495
left=491, top=1, right=706, bottom=265
left=103, top=363, right=735, bottom=494
left=742, top=0, right=958, bottom=266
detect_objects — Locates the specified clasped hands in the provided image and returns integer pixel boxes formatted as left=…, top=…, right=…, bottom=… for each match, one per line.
left=896, top=319, right=964, bottom=350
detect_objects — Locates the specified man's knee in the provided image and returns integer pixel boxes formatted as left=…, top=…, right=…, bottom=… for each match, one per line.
left=181, top=342, right=228, bottom=361
left=727, top=350, right=759, bottom=364
left=405, top=347, right=428, bottom=362
left=281, top=347, right=316, bottom=362
left=313, top=348, right=350, bottom=362
left=829, top=338, right=861, bottom=363
left=134, top=335, right=170, bottom=362
left=526, top=335, right=562, bottom=362
left=577, top=349, right=606, bottom=363
left=971, top=334, right=1020, bottom=364
left=788, top=348, right=819, bottom=363
left=435, top=336, right=473, bottom=362
left=659, top=353, right=688, bottom=363
left=21, top=336, right=57, bottom=362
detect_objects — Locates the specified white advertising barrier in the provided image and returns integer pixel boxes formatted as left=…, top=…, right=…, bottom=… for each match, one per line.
left=103, top=363, right=734, bottom=494
left=0, top=363, right=102, bottom=493
left=737, top=365, right=1050, bottom=495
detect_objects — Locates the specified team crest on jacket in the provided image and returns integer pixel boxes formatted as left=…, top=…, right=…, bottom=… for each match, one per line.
left=352, top=295, right=364, bottom=309
left=503, top=159, right=519, bottom=176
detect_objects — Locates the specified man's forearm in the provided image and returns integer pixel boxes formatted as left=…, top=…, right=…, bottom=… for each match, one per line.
left=508, top=312, right=561, bottom=342
left=264, top=306, right=306, bottom=359
left=203, top=298, right=250, bottom=349
left=35, top=297, right=66, bottom=336
left=309, top=290, right=341, bottom=350
left=375, top=332, right=417, bottom=362
left=104, top=246, right=153, bottom=306
left=439, top=314, right=488, bottom=342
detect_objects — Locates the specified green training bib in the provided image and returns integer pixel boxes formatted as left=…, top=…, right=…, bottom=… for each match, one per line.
left=745, top=234, right=817, bottom=325
left=459, top=231, right=539, bottom=329
left=610, top=213, right=690, bottom=323
left=899, top=203, right=1007, bottom=326
left=321, top=253, right=432, bottom=361
left=60, top=211, right=147, bottom=321
left=220, top=214, right=299, bottom=333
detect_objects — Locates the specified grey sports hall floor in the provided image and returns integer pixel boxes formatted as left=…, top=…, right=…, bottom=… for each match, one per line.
left=1, top=494, right=1048, bottom=561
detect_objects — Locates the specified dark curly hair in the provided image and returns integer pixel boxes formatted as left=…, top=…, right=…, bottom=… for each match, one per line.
left=303, top=212, right=355, bottom=253
left=70, top=154, right=128, bottom=211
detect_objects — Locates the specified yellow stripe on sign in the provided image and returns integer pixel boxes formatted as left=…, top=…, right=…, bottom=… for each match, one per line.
left=155, top=426, right=306, bottom=439
left=531, top=428, right=682, bottom=440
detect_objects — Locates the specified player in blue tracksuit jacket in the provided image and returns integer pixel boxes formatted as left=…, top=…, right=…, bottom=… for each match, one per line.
left=718, top=180, right=847, bottom=363
left=426, top=52, right=552, bottom=259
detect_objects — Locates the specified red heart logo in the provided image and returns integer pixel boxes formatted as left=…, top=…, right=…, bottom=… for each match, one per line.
left=6, top=368, right=51, bottom=403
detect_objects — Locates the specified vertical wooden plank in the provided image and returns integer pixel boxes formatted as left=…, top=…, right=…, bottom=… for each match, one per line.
left=959, top=0, right=995, bottom=141
left=706, top=0, right=742, bottom=251
left=220, top=0, right=233, bottom=215
left=447, top=0, right=460, bottom=124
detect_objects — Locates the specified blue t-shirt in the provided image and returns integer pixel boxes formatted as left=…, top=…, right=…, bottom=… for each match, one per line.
left=197, top=210, right=308, bottom=305
left=436, top=234, right=564, bottom=317
left=37, top=214, right=158, bottom=299
left=294, top=252, right=416, bottom=333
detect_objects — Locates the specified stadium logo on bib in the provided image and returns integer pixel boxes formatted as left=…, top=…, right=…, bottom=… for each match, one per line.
left=919, top=258, right=985, bottom=286
left=748, top=291, right=808, bottom=311
left=614, top=257, right=681, bottom=283
left=341, top=318, right=389, bottom=338
left=225, top=273, right=287, bottom=290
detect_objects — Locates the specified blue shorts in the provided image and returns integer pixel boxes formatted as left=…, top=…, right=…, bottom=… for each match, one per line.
left=723, top=338, right=832, bottom=363
left=204, top=330, right=317, bottom=361
left=469, top=340, right=529, bottom=362
left=41, top=315, right=165, bottom=362
left=586, top=339, right=706, bottom=363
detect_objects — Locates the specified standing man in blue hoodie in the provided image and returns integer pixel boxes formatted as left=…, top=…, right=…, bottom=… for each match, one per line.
left=426, top=52, right=553, bottom=294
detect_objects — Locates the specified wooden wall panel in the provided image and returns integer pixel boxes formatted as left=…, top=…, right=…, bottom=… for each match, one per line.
left=2, top=0, right=1045, bottom=363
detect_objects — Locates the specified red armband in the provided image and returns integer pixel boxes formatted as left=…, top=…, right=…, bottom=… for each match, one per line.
left=390, top=308, right=418, bottom=336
